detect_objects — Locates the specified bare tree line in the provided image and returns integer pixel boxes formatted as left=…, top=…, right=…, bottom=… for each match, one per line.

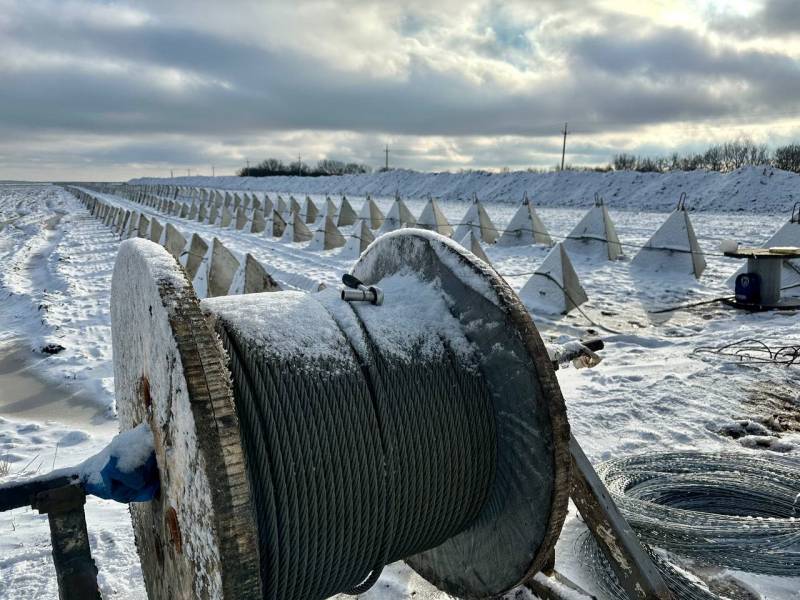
left=612, top=139, right=800, bottom=174
left=238, top=158, right=372, bottom=177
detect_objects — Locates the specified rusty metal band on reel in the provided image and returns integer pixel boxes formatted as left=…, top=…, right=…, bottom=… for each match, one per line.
left=110, top=229, right=570, bottom=600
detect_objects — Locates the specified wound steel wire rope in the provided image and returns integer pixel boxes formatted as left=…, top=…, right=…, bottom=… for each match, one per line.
left=596, top=451, right=800, bottom=578
left=214, top=297, right=497, bottom=600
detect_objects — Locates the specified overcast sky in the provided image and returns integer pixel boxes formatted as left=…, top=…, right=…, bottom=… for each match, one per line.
left=1, top=0, right=799, bottom=180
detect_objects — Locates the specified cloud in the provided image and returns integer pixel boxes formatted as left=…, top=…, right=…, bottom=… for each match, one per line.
left=1, top=0, right=799, bottom=179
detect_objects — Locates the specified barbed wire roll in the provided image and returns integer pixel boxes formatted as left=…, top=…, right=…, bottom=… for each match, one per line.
left=597, top=451, right=800, bottom=576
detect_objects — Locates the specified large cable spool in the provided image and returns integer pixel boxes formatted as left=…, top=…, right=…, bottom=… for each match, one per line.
left=111, top=229, right=570, bottom=600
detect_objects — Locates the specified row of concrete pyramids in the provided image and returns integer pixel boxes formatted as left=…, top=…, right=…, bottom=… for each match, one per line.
left=118, top=184, right=707, bottom=275
left=65, top=187, right=286, bottom=300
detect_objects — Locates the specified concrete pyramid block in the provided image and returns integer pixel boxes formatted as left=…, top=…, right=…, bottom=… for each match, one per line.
left=182, top=233, right=209, bottom=281
left=235, top=207, right=247, bottom=230
left=519, top=243, right=588, bottom=315
left=207, top=238, right=240, bottom=298
left=207, top=203, right=219, bottom=225
left=164, top=223, right=187, bottom=260
left=340, top=220, right=375, bottom=258
left=304, top=196, right=319, bottom=224
left=453, top=195, right=498, bottom=244
left=564, top=196, right=622, bottom=260
left=290, top=195, right=302, bottom=216
left=418, top=197, right=453, bottom=237
left=271, top=210, right=287, bottom=238
left=220, top=206, right=233, bottom=228
left=251, top=209, right=266, bottom=234
left=459, top=230, right=491, bottom=265
left=379, top=195, right=417, bottom=234
left=632, top=195, right=705, bottom=278
left=359, top=195, right=385, bottom=229
left=276, top=195, right=288, bottom=216
left=280, top=211, right=313, bottom=243
left=229, top=254, right=282, bottom=295
left=337, top=195, right=358, bottom=227
left=137, top=215, right=150, bottom=239
left=149, top=218, right=164, bottom=244
left=499, top=193, right=552, bottom=246
left=309, top=216, right=346, bottom=251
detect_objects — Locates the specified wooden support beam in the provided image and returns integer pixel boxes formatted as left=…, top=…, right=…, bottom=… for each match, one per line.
left=569, top=435, right=671, bottom=600
left=33, top=485, right=102, bottom=600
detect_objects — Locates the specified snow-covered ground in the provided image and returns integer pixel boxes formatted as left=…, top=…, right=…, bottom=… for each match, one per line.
left=1, top=176, right=798, bottom=599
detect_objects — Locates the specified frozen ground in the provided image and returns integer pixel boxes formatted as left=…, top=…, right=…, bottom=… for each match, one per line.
left=1, top=177, right=798, bottom=599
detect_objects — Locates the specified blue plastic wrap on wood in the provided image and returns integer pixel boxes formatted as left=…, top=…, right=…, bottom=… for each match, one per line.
left=83, top=453, right=160, bottom=503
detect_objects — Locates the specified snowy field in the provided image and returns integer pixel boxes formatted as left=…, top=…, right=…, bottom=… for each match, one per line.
left=1, top=173, right=799, bottom=599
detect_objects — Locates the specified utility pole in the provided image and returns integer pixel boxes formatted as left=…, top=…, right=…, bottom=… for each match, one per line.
left=212, top=165, right=215, bottom=177
left=246, top=159, right=250, bottom=170
left=187, top=168, right=191, bottom=177
left=560, top=122, right=568, bottom=171
left=297, top=154, right=302, bottom=175
left=170, top=169, right=173, bottom=178
left=384, top=144, right=389, bottom=171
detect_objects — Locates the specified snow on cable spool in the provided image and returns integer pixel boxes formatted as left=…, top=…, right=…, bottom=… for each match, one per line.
left=631, top=193, right=706, bottom=279
left=453, top=194, right=499, bottom=244
left=563, top=194, right=623, bottom=260
left=308, top=215, right=346, bottom=251
left=498, top=192, right=553, bottom=246
left=418, top=196, right=454, bottom=237
left=726, top=203, right=800, bottom=296
left=280, top=211, right=313, bottom=243
left=458, top=230, right=492, bottom=265
left=340, top=220, right=375, bottom=258
left=519, top=243, right=588, bottom=315
left=337, top=195, right=358, bottom=227
left=358, top=194, right=385, bottom=229
left=379, top=194, right=417, bottom=234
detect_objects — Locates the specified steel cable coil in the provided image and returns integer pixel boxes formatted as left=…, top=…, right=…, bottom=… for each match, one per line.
left=215, top=302, right=497, bottom=600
